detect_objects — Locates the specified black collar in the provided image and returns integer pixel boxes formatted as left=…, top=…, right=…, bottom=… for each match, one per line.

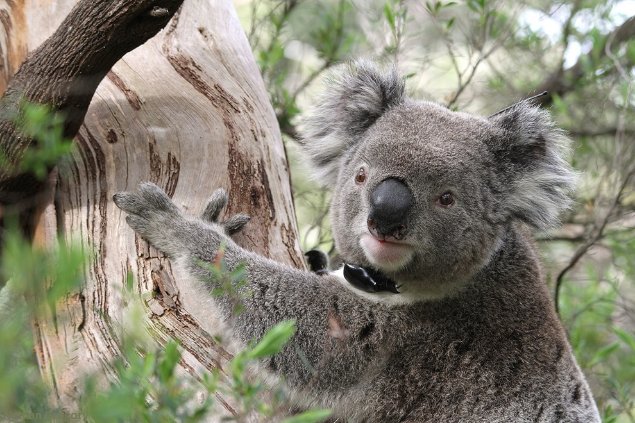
left=343, top=263, right=400, bottom=294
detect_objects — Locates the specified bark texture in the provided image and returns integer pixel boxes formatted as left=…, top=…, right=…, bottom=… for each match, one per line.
left=0, top=0, right=184, bottom=205
left=1, top=0, right=303, bottom=415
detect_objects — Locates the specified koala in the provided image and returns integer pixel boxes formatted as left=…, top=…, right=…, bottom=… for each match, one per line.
left=113, top=61, right=600, bottom=422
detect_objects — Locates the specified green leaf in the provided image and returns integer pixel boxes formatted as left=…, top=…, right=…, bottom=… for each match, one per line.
left=384, top=2, right=396, bottom=32
left=229, top=350, right=250, bottom=384
left=488, top=11, right=508, bottom=38
left=613, top=327, right=635, bottom=351
left=551, top=94, right=567, bottom=116
left=17, top=102, right=74, bottom=180
left=589, top=28, right=603, bottom=62
left=158, top=341, right=181, bottom=383
left=626, top=40, right=635, bottom=64
left=281, top=409, right=333, bottom=423
left=141, top=353, right=156, bottom=380
left=589, top=341, right=619, bottom=367
left=466, top=0, right=481, bottom=12
left=230, top=263, right=248, bottom=284
left=247, top=320, right=297, bottom=359
left=46, top=241, right=86, bottom=303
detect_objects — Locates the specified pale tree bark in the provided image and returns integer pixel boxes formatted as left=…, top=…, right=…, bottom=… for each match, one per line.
left=0, top=0, right=186, bottom=206
left=1, top=0, right=303, bottom=417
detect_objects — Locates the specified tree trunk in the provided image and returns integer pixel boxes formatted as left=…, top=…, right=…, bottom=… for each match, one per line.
left=3, top=0, right=303, bottom=416
left=0, top=0, right=185, bottom=206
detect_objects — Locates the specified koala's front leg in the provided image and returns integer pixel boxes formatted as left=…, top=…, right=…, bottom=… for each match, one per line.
left=113, top=182, right=248, bottom=262
left=115, top=183, right=394, bottom=401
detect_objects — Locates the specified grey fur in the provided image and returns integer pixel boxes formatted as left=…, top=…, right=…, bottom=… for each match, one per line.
left=114, top=62, right=599, bottom=422
left=201, top=188, right=228, bottom=222
left=488, top=104, right=577, bottom=230
left=300, top=60, right=405, bottom=186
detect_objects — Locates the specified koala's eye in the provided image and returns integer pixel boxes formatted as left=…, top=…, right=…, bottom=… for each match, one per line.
left=355, top=168, right=367, bottom=185
left=437, top=192, right=455, bottom=207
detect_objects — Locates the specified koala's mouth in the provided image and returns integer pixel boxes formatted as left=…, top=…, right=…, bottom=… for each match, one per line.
left=360, top=233, right=414, bottom=272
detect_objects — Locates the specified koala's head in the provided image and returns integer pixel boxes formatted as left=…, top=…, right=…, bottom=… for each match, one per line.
left=300, top=61, right=576, bottom=299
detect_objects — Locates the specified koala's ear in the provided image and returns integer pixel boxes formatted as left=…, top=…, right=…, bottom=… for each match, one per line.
left=488, top=104, right=577, bottom=231
left=299, top=60, right=405, bottom=186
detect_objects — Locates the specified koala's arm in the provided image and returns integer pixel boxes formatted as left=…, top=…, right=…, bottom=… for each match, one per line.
left=113, top=183, right=395, bottom=390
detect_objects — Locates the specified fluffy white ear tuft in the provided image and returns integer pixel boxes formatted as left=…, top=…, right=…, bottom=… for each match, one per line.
left=488, top=104, right=577, bottom=231
left=299, top=60, right=405, bottom=186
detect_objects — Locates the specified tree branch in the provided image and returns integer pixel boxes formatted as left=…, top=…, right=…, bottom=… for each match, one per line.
left=534, top=15, right=635, bottom=107
left=554, top=169, right=634, bottom=314
left=0, top=0, right=184, bottom=206
left=569, top=127, right=635, bottom=137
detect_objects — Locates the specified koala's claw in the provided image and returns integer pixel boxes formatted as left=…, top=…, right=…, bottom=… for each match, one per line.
left=200, top=189, right=250, bottom=235
left=201, top=189, right=228, bottom=223
left=113, top=182, right=180, bottom=217
left=113, top=182, right=187, bottom=256
left=223, top=214, right=250, bottom=235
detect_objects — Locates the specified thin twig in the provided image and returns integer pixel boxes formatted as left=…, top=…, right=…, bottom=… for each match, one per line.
left=445, top=45, right=498, bottom=108
left=559, top=0, right=582, bottom=69
left=554, top=23, right=635, bottom=315
left=554, top=170, right=634, bottom=315
left=290, top=60, right=333, bottom=103
left=444, top=9, right=508, bottom=108
left=569, top=128, right=635, bottom=137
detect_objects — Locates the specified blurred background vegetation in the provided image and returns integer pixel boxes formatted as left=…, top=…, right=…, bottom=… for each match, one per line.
left=235, top=0, right=635, bottom=421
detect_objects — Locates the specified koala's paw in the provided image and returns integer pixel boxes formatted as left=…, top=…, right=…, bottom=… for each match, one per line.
left=200, top=188, right=250, bottom=236
left=114, top=183, right=249, bottom=259
left=305, top=249, right=329, bottom=275
left=114, top=182, right=194, bottom=257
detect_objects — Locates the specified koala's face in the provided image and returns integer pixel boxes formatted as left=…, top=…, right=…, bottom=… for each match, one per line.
left=302, top=62, right=575, bottom=299
left=330, top=103, right=505, bottom=296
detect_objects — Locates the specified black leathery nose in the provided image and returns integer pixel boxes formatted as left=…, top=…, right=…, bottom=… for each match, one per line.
left=368, top=178, right=414, bottom=236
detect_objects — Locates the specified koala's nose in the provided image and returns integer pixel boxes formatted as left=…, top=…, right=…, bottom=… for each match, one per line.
left=368, top=178, right=414, bottom=240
